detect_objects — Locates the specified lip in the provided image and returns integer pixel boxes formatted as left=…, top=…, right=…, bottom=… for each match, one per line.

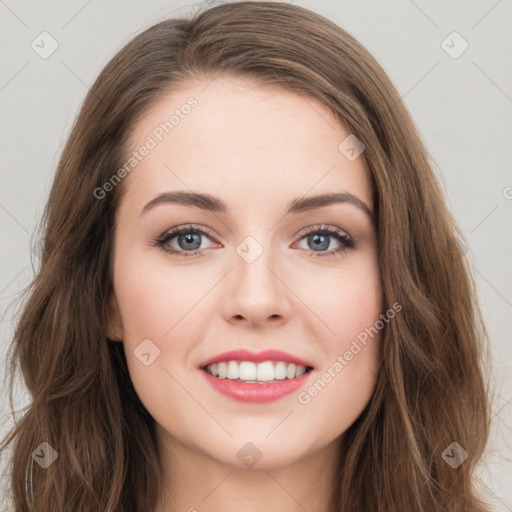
left=198, top=349, right=315, bottom=369
left=198, top=349, right=315, bottom=403
left=200, top=368, right=314, bottom=403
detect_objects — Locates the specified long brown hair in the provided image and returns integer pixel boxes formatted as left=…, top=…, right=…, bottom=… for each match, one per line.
left=1, top=2, right=492, bottom=510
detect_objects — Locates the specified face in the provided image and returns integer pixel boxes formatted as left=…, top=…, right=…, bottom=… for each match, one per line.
left=107, top=75, right=382, bottom=470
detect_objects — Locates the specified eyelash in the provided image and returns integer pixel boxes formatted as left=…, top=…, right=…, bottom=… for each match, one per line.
left=151, top=223, right=356, bottom=258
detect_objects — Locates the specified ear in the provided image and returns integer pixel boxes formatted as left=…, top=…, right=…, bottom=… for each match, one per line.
left=107, top=293, right=123, bottom=341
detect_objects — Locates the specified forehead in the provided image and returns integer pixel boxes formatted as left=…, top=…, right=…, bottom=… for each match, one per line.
left=120, top=75, right=372, bottom=217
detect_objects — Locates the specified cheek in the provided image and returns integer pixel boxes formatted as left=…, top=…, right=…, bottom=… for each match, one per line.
left=331, top=261, right=382, bottom=383
left=300, top=252, right=382, bottom=344
left=113, top=249, right=203, bottom=342
left=112, top=251, right=210, bottom=401
left=292, top=253, right=382, bottom=429
left=331, top=274, right=382, bottom=343
left=296, top=265, right=383, bottom=439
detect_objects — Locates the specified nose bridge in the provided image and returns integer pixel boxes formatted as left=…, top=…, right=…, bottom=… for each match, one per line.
left=234, top=231, right=280, bottom=293
left=223, top=230, right=290, bottom=323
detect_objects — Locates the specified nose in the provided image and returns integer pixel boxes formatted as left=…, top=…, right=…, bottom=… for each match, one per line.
left=222, top=242, right=292, bottom=328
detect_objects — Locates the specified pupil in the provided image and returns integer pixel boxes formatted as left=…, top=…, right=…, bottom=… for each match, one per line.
left=180, top=233, right=201, bottom=250
left=310, top=233, right=328, bottom=251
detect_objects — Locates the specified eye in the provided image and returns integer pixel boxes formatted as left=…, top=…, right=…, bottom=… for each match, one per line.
left=151, top=224, right=218, bottom=257
left=151, top=223, right=356, bottom=258
left=294, top=224, right=356, bottom=258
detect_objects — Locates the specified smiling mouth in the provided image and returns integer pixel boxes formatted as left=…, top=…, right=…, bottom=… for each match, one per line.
left=201, top=360, right=314, bottom=383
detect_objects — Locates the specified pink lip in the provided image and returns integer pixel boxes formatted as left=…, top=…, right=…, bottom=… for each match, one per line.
left=198, top=349, right=315, bottom=403
left=200, top=368, right=313, bottom=403
left=198, top=349, right=314, bottom=369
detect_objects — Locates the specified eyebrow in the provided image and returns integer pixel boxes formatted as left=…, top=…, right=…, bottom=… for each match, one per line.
left=140, top=191, right=374, bottom=222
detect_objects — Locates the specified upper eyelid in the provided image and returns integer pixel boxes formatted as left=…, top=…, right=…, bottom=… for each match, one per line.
left=159, top=223, right=353, bottom=246
left=160, top=224, right=351, bottom=239
left=298, top=224, right=350, bottom=237
left=155, top=224, right=357, bottom=260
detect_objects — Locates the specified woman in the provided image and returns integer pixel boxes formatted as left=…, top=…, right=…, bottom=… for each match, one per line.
left=1, top=2, right=492, bottom=510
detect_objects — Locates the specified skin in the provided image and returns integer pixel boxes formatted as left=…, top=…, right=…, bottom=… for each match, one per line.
left=107, top=75, right=382, bottom=512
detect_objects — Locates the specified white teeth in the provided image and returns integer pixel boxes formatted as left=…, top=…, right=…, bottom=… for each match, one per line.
left=205, top=360, right=310, bottom=382
left=286, top=363, right=296, bottom=380
left=274, top=361, right=287, bottom=380
left=227, top=361, right=239, bottom=379
left=257, top=361, right=274, bottom=381
left=239, top=361, right=257, bottom=380
left=217, top=361, right=227, bottom=379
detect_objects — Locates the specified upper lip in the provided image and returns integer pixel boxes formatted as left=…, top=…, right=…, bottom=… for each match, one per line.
left=198, top=349, right=315, bottom=369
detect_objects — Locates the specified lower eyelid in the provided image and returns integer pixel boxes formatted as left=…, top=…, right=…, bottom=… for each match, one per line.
left=294, top=234, right=354, bottom=253
left=155, top=226, right=356, bottom=256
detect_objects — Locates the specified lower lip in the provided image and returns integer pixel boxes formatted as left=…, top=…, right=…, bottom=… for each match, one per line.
left=200, top=369, right=313, bottom=403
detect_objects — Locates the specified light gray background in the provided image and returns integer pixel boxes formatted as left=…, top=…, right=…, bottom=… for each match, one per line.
left=1, top=0, right=511, bottom=509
